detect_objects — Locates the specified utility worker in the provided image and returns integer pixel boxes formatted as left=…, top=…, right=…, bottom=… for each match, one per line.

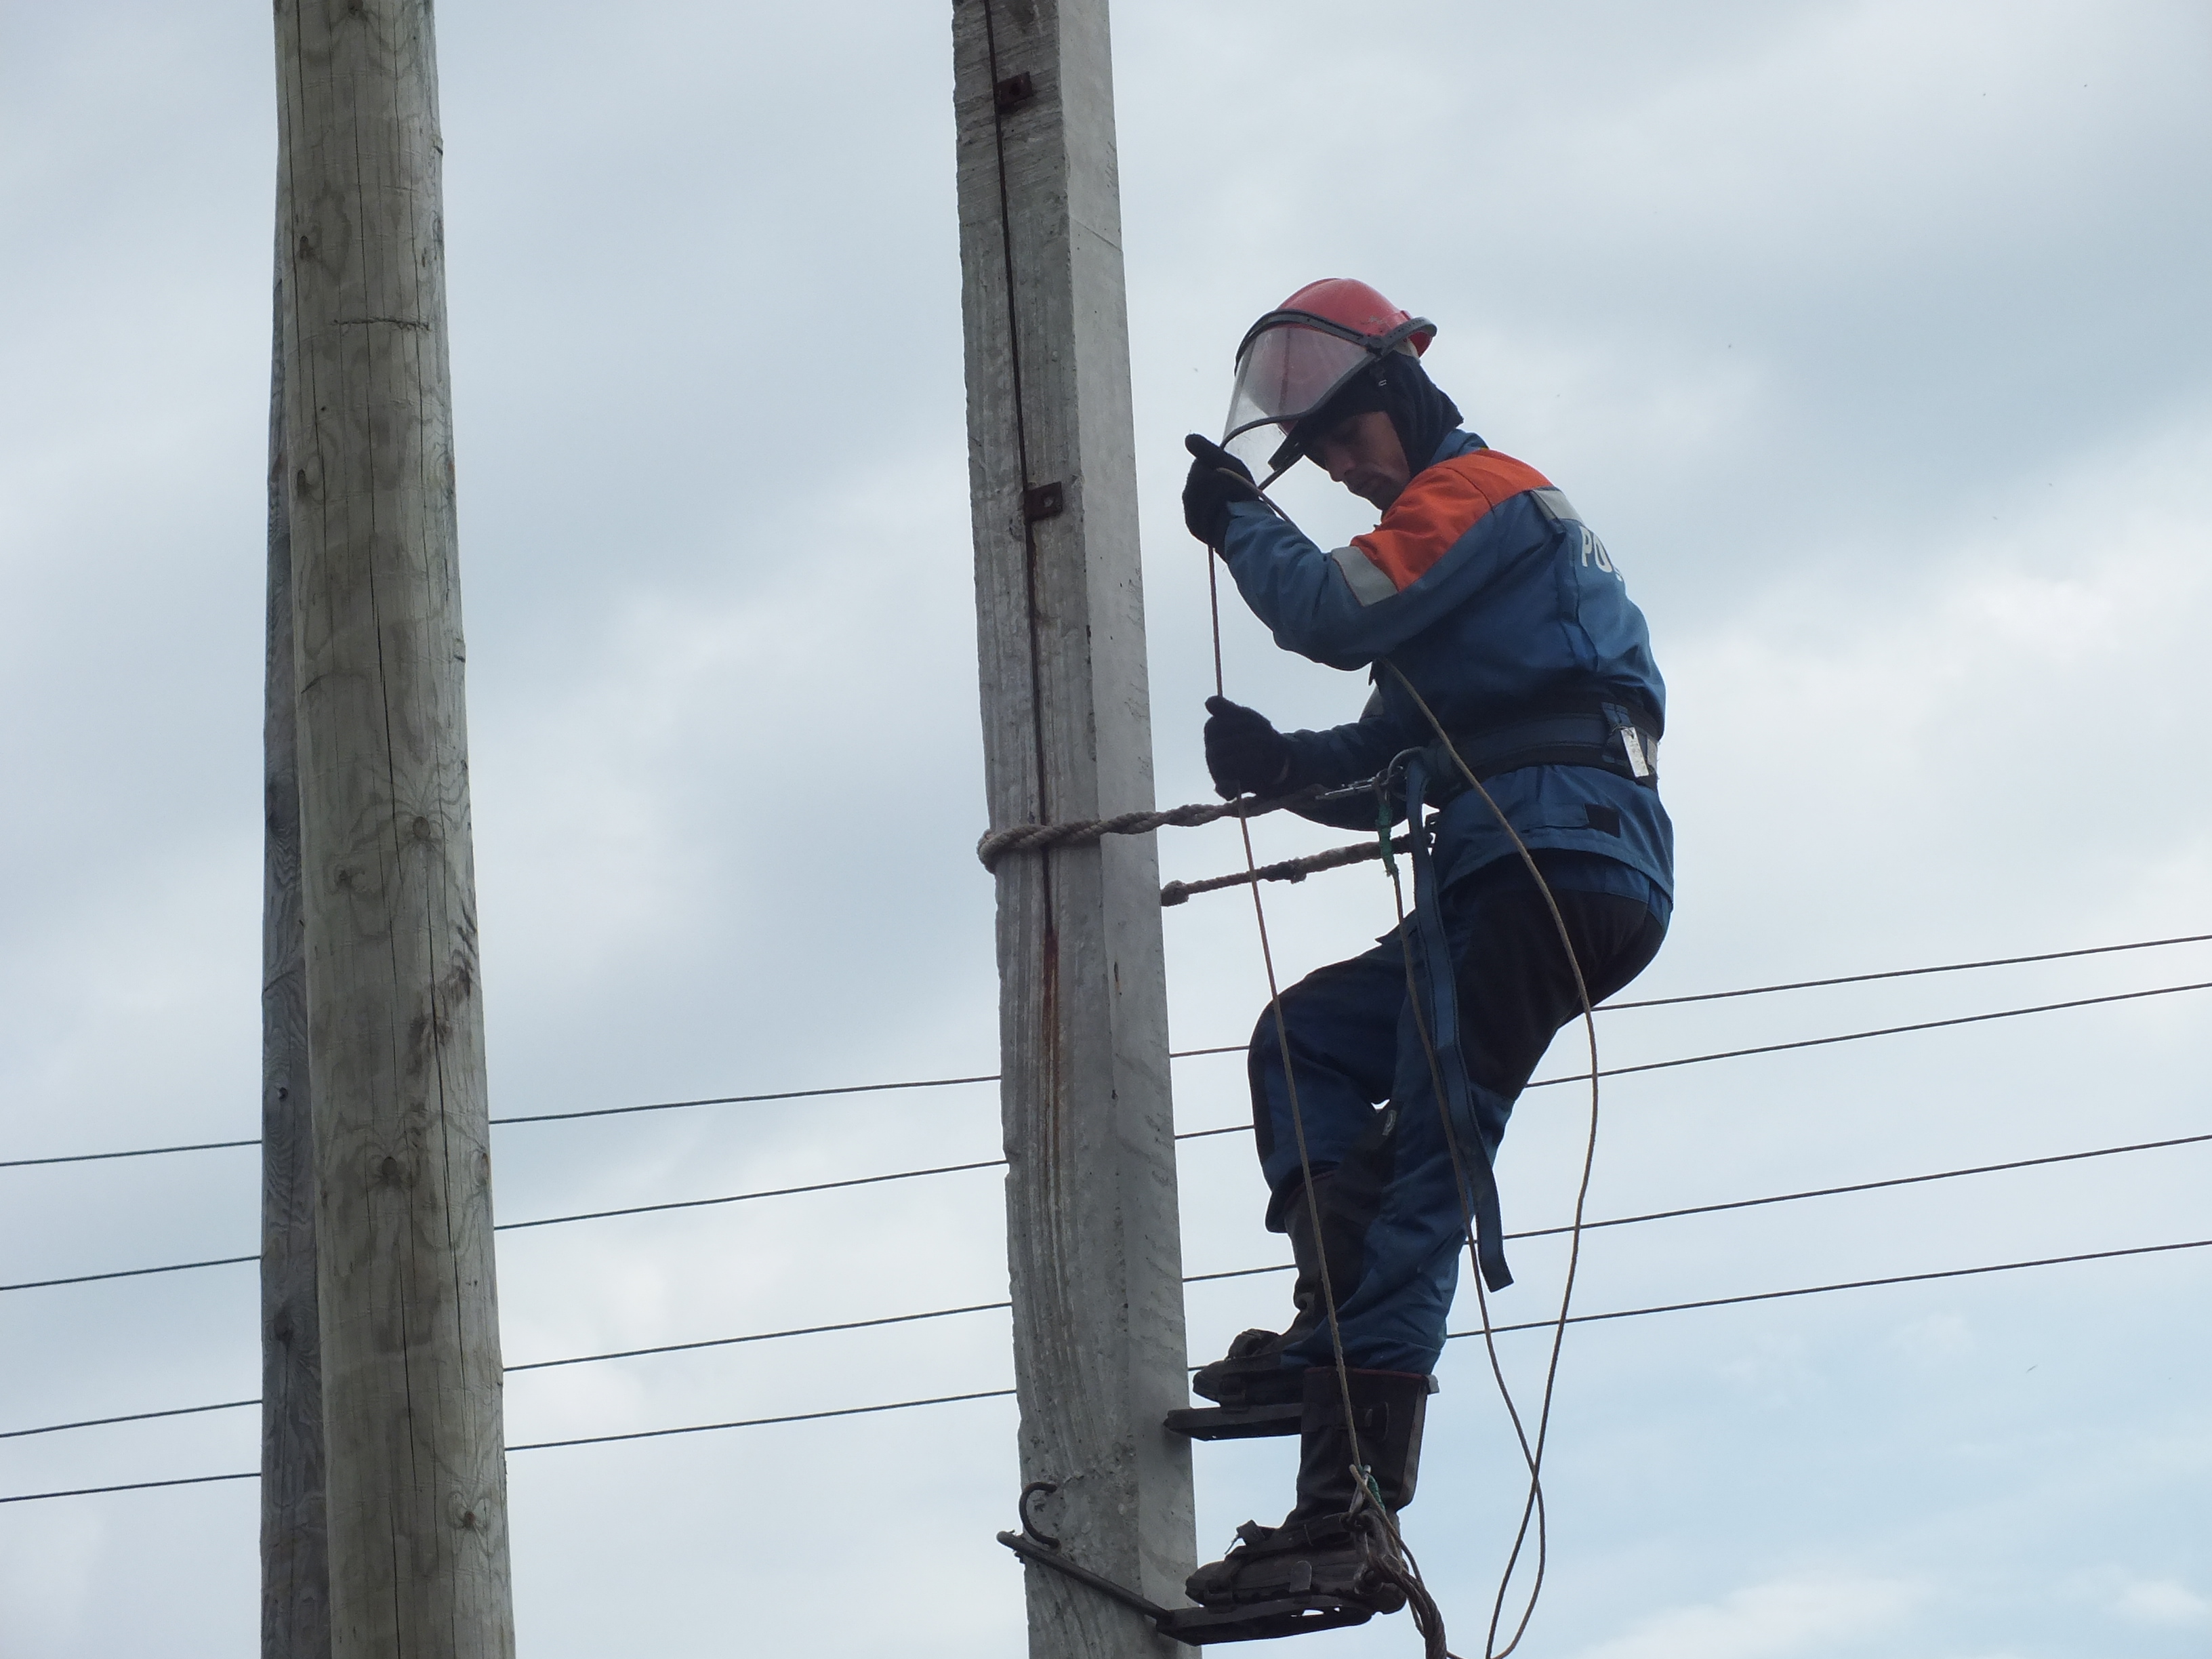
left=1177, top=279, right=1675, bottom=1614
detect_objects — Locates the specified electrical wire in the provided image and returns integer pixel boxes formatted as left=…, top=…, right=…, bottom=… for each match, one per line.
left=0, top=1137, right=260, bottom=1172
left=505, top=1386, right=1017, bottom=1452
left=1520, top=979, right=2212, bottom=1092
left=9, top=931, right=2202, bottom=1172
left=12, top=1233, right=2203, bottom=1506
left=0, top=1391, right=1024, bottom=1506
left=1, top=1254, right=258, bottom=1294
left=1444, top=1234, right=2212, bottom=1340
left=1601, top=930, right=2212, bottom=1012
left=20, top=1126, right=2205, bottom=1446
left=502, top=1299, right=1012, bottom=1374
left=1188, top=1129, right=2212, bottom=1279
left=1206, top=548, right=1379, bottom=1549
left=0, top=1471, right=258, bottom=1506
left=14, top=980, right=2206, bottom=1295
left=0, top=1399, right=261, bottom=1442
left=492, top=1158, right=1007, bottom=1233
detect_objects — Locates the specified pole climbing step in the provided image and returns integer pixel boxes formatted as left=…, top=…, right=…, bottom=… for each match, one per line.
left=996, top=1483, right=1381, bottom=1646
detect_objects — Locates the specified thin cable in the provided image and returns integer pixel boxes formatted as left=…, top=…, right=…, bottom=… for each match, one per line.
left=21, top=982, right=2212, bottom=1292
left=17, top=1234, right=2204, bottom=1507
left=0, top=1471, right=258, bottom=1505
left=504, top=1298, right=1011, bottom=1374
left=0, top=1399, right=261, bottom=1442
left=1382, top=820, right=1552, bottom=1643
left=1602, top=931, right=2212, bottom=1012
left=1447, top=1235, right=2212, bottom=1340
left=1380, top=660, right=1597, bottom=1658
left=506, top=1387, right=1016, bottom=1452
left=493, top=1158, right=1007, bottom=1234
left=1188, top=1129, right=2212, bottom=1282
left=18, top=978, right=2202, bottom=1296
left=1380, top=832, right=1557, bottom=1654
left=1, top=1254, right=257, bottom=1294
left=1523, top=979, right=2212, bottom=1091
left=15, top=934, right=2203, bottom=1170
left=1209, top=549, right=1373, bottom=1501
left=29, top=1129, right=2204, bottom=1444
left=0, top=1138, right=260, bottom=1172
left=3, top=1306, right=1019, bottom=1443
left=1, top=1389, right=1023, bottom=1504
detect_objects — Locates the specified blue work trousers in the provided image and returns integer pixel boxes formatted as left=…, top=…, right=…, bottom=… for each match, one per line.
left=1250, top=853, right=1668, bottom=1375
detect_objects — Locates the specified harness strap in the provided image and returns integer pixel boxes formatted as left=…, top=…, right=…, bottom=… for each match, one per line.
left=1401, top=756, right=1513, bottom=1292
left=1415, top=701, right=1660, bottom=798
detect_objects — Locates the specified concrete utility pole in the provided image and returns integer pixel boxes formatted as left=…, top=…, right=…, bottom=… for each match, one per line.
left=262, top=201, right=332, bottom=1659
left=952, top=1, right=1197, bottom=1653
left=273, top=3, right=514, bottom=1654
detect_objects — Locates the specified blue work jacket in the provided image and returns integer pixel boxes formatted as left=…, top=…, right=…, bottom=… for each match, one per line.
left=1217, top=429, right=1675, bottom=903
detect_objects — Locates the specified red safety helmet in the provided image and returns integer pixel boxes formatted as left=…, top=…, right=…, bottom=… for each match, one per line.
left=1222, top=279, right=1435, bottom=477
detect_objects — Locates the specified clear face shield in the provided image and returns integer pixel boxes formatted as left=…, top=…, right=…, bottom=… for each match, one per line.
left=1221, top=312, right=1430, bottom=483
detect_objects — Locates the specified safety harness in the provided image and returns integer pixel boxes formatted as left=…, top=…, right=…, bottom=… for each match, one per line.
left=1382, top=694, right=1658, bottom=1293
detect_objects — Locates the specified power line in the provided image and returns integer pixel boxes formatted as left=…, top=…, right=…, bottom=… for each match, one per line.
left=0, top=1389, right=1027, bottom=1505
left=18, top=1232, right=2205, bottom=1504
left=498, top=1126, right=1245, bottom=1233
left=1521, top=979, right=2212, bottom=1091
left=0, top=1471, right=258, bottom=1506
left=1185, top=1128, right=2212, bottom=1278
left=490, top=1071, right=1001, bottom=1128
left=14, top=977, right=2206, bottom=1294
left=1502, top=1130, right=2212, bottom=1241
left=504, top=1300, right=1012, bottom=1373
left=0, top=1307, right=1022, bottom=1443
left=1601, top=930, right=2212, bottom=1012
left=504, top=1386, right=1017, bottom=1452
left=493, top=1159, right=1008, bottom=1233
left=1448, top=1235, right=2212, bottom=1340
left=0, top=1398, right=261, bottom=1441
left=13, top=928, right=2202, bottom=1172
left=0, top=1136, right=258, bottom=1172
left=1, top=1254, right=257, bottom=1294
left=18, top=1128, right=2206, bottom=1444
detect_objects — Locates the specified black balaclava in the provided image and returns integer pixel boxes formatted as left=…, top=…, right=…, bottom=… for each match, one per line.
left=1296, top=348, right=1463, bottom=478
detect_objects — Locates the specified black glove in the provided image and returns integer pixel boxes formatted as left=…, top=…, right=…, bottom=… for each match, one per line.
left=1182, top=433, right=1258, bottom=548
left=1203, top=695, right=1294, bottom=799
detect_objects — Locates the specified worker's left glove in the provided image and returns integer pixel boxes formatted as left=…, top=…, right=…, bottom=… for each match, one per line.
left=1183, top=434, right=1259, bottom=549
left=1204, top=695, right=1294, bottom=799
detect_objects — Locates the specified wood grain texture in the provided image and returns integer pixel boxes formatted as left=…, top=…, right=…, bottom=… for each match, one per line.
left=952, top=1, right=1197, bottom=1652
left=274, top=3, right=514, bottom=1653
left=263, top=201, right=333, bottom=1659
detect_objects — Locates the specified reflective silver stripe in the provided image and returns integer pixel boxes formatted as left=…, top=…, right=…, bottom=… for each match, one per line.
left=1330, top=544, right=1398, bottom=607
left=1530, top=487, right=1582, bottom=523
left=1619, top=728, right=1652, bottom=779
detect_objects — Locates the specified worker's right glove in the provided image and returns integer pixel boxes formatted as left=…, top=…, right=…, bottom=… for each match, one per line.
left=1204, top=695, right=1294, bottom=799
left=1183, top=434, right=1260, bottom=549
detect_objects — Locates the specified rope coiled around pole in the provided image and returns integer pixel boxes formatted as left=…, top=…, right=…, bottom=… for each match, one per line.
left=975, top=784, right=1325, bottom=872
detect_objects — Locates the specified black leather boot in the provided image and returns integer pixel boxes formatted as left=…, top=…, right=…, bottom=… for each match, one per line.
left=1191, top=1174, right=1359, bottom=1408
left=1185, top=1366, right=1433, bottom=1610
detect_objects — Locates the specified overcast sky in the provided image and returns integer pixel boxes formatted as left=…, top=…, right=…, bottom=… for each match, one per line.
left=3, top=2, right=2208, bottom=1656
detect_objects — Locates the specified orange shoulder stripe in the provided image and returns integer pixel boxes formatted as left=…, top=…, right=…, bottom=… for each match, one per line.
left=1349, top=450, right=1554, bottom=592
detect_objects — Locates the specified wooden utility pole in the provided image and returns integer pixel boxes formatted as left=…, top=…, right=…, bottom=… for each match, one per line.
left=953, top=2, right=1197, bottom=1653
left=274, top=3, right=514, bottom=1654
left=262, top=199, right=332, bottom=1659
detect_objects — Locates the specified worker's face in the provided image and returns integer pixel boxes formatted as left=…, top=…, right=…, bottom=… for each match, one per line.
left=1306, top=409, right=1410, bottom=510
